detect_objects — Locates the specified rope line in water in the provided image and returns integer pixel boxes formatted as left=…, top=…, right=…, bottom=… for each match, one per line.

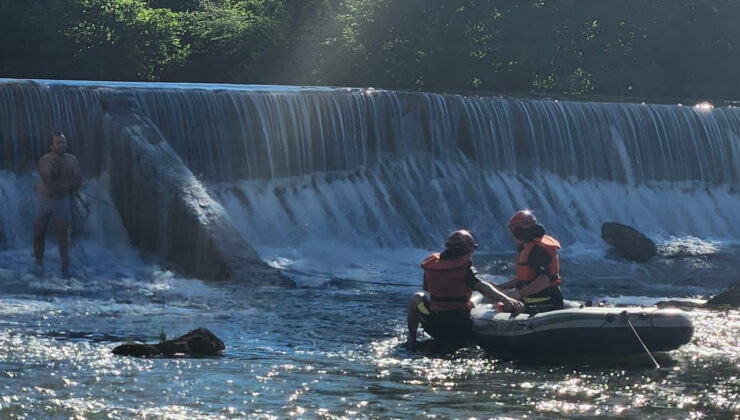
left=624, top=312, right=660, bottom=368
left=278, top=267, right=417, bottom=288
left=65, top=192, right=417, bottom=288
left=77, top=189, right=116, bottom=208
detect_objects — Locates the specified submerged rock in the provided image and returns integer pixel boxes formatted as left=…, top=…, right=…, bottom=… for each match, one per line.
left=601, top=222, right=657, bottom=262
left=705, top=283, right=740, bottom=308
left=113, top=328, right=225, bottom=357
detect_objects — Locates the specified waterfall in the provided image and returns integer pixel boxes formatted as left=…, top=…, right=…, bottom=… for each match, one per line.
left=1, top=79, right=738, bottom=254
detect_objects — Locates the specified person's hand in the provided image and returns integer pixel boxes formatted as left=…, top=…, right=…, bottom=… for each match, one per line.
left=509, top=299, right=525, bottom=312
left=498, top=298, right=524, bottom=313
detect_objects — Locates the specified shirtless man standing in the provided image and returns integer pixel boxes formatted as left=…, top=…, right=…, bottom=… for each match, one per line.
left=33, top=132, right=82, bottom=276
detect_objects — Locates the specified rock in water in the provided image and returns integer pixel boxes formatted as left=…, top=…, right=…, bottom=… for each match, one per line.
left=113, top=328, right=225, bottom=357
left=159, top=328, right=226, bottom=356
left=112, top=343, right=162, bottom=357
left=102, top=94, right=293, bottom=286
left=705, top=283, right=740, bottom=308
left=601, top=222, right=657, bottom=262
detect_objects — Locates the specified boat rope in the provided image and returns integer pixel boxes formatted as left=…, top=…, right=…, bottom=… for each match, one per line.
left=278, top=267, right=417, bottom=288
left=73, top=190, right=91, bottom=219
left=78, top=189, right=116, bottom=208
left=67, top=192, right=91, bottom=269
left=623, top=311, right=660, bottom=368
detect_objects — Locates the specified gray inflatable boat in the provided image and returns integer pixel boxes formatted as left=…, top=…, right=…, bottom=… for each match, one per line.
left=470, top=294, right=694, bottom=357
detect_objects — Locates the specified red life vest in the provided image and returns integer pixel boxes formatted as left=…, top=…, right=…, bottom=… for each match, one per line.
left=421, top=253, right=473, bottom=312
left=514, top=235, right=562, bottom=288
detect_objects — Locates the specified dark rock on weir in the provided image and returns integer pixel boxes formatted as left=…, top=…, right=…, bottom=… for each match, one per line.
left=601, top=222, right=657, bottom=262
left=705, top=283, right=740, bottom=308
left=113, top=328, right=225, bottom=357
left=102, top=94, right=293, bottom=286
left=655, top=300, right=703, bottom=309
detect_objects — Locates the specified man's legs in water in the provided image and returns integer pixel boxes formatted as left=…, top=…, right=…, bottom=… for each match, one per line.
left=33, top=215, right=51, bottom=267
left=53, top=217, right=70, bottom=276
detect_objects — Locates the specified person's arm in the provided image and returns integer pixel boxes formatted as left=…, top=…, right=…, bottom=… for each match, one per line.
left=473, top=281, right=524, bottom=311
left=39, top=159, right=70, bottom=190
left=465, top=268, right=523, bottom=311
left=496, top=277, right=519, bottom=290
left=505, top=274, right=551, bottom=299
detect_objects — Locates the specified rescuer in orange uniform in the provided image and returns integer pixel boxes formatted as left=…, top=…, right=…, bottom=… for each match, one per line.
left=405, top=230, right=524, bottom=349
left=497, top=210, right=564, bottom=313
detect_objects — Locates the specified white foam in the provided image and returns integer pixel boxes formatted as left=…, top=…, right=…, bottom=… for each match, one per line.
left=588, top=295, right=707, bottom=307
left=259, top=244, right=427, bottom=287
left=3, top=167, right=739, bottom=291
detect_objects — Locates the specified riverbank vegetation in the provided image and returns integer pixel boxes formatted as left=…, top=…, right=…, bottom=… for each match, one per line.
left=1, top=0, right=737, bottom=99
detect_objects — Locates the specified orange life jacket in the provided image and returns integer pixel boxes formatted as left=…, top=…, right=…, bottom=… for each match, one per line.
left=421, top=253, right=473, bottom=312
left=514, top=235, right=562, bottom=288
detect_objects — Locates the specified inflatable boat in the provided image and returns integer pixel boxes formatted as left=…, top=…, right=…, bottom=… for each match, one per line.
left=470, top=294, right=694, bottom=358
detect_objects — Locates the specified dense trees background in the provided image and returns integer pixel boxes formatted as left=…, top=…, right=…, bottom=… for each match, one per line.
left=1, top=0, right=738, bottom=100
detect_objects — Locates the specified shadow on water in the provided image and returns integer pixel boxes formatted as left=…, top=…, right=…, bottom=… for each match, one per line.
left=402, top=339, right=476, bottom=356
left=499, top=352, right=681, bottom=370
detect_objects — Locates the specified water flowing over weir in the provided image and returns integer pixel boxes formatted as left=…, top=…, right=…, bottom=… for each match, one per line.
left=1, top=79, right=739, bottom=257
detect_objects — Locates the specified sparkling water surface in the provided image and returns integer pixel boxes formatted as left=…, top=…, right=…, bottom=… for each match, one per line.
left=1, top=245, right=738, bottom=419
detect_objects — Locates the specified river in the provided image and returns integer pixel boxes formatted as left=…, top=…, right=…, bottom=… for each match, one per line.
left=0, top=79, right=738, bottom=418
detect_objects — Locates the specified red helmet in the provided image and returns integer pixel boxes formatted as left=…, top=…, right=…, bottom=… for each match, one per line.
left=445, top=229, right=477, bottom=252
left=508, top=210, right=537, bottom=233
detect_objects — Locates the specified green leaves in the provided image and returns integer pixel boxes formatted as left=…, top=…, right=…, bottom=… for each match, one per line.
left=65, top=0, right=187, bottom=80
left=2, top=0, right=738, bottom=99
left=166, top=0, right=288, bottom=82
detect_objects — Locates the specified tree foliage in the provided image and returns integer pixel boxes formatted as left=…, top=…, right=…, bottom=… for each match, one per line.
left=66, top=0, right=187, bottom=80
left=1, top=0, right=738, bottom=99
left=167, top=0, right=288, bottom=82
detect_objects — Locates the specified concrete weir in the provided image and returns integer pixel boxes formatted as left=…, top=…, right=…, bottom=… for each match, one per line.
left=102, top=94, right=293, bottom=286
